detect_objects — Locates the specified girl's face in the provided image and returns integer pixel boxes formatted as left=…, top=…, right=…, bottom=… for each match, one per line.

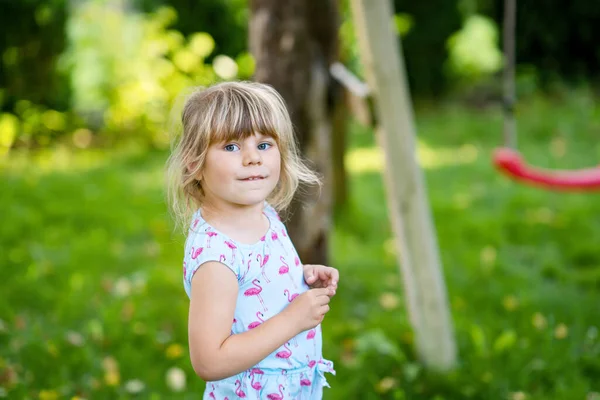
left=199, top=132, right=281, bottom=209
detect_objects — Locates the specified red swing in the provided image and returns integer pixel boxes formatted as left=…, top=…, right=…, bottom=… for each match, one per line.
left=492, top=0, right=600, bottom=191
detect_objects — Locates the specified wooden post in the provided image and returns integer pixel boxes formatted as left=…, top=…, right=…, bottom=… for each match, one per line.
left=349, top=0, right=457, bottom=370
left=503, top=0, right=517, bottom=148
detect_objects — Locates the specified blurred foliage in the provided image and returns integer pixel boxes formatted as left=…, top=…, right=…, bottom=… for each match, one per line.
left=0, top=1, right=254, bottom=153
left=0, top=0, right=69, bottom=112
left=393, top=0, right=463, bottom=97
left=1, top=91, right=599, bottom=399
left=134, top=0, right=248, bottom=59
left=480, top=0, right=600, bottom=86
left=446, top=14, right=503, bottom=83
left=3, top=0, right=600, bottom=152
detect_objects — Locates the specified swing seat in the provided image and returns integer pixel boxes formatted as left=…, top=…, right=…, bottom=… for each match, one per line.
left=492, top=147, right=600, bottom=191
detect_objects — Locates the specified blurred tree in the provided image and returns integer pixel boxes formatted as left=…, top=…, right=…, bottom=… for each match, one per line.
left=135, top=0, right=248, bottom=58
left=393, top=0, right=462, bottom=97
left=482, top=0, right=600, bottom=86
left=248, top=0, right=341, bottom=264
left=0, top=0, right=69, bottom=111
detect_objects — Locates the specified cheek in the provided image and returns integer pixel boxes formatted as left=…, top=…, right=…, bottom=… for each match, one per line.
left=203, top=154, right=235, bottom=184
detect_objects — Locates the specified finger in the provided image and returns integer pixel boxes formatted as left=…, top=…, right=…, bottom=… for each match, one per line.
left=318, top=295, right=331, bottom=305
left=304, top=266, right=316, bottom=281
left=319, top=304, right=330, bottom=315
left=328, top=267, right=339, bottom=286
left=313, top=287, right=334, bottom=297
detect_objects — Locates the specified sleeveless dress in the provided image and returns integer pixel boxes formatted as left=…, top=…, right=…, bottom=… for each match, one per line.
left=183, top=203, right=335, bottom=399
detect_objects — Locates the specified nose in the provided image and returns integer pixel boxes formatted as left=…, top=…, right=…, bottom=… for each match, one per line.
left=243, top=146, right=262, bottom=166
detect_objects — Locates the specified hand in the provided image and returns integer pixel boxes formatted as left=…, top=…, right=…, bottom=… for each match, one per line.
left=282, top=287, right=333, bottom=333
left=304, top=264, right=339, bottom=294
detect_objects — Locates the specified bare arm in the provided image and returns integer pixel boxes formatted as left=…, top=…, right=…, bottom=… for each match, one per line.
left=188, top=261, right=299, bottom=381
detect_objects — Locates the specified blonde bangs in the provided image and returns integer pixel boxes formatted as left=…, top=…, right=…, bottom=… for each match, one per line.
left=205, top=86, right=282, bottom=146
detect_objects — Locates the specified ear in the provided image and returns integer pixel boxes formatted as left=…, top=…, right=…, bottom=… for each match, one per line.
left=187, top=161, right=202, bottom=180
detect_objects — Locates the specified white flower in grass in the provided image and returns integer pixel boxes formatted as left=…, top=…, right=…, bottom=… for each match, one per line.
left=125, top=379, right=145, bottom=394
left=166, top=367, right=186, bottom=392
left=113, top=277, right=131, bottom=297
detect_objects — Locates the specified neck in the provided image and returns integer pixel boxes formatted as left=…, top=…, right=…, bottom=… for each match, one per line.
left=200, top=198, right=265, bottom=229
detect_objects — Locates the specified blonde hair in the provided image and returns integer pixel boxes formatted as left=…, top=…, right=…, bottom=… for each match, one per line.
left=165, top=81, right=320, bottom=233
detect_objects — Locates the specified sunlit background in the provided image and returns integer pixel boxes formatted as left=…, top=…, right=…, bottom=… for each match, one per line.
left=1, top=0, right=600, bottom=399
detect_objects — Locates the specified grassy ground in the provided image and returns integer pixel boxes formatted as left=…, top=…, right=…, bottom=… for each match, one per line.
left=1, top=91, right=599, bottom=399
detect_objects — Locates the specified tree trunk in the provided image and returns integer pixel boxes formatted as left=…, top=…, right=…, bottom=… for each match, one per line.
left=248, top=0, right=340, bottom=264
left=350, top=0, right=457, bottom=371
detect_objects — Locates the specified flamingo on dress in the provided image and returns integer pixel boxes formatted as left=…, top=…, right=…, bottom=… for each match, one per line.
left=256, top=254, right=270, bottom=283
left=250, top=372, right=262, bottom=391
left=247, top=311, right=265, bottom=329
left=191, top=246, right=204, bottom=259
left=279, top=256, right=296, bottom=288
left=307, top=329, right=317, bottom=353
left=205, top=230, right=218, bottom=248
left=266, top=384, right=284, bottom=400
left=240, top=253, right=253, bottom=283
left=224, top=240, right=237, bottom=263
left=244, top=279, right=267, bottom=311
left=275, top=342, right=293, bottom=366
left=284, top=289, right=298, bottom=303
left=300, top=372, right=311, bottom=386
left=234, top=379, right=246, bottom=398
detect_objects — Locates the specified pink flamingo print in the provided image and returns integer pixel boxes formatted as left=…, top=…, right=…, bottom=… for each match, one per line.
left=219, top=254, right=226, bottom=263
left=193, top=218, right=200, bottom=229
left=294, top=256, right=300, bottom=268
left=191, top=246, right=204, bottom=259
left=307, top=329, right=317, bottom=353
left=205, top=230, right=218, bottom=248
left=183, top=261, right=187, bottom=277
left=224, top=240, right=237, bottom=263
left=279, top=256, right=297, bottom=288
left=300, top=373, right=311, bottom=386
left=275, top=342, right=293, bottom=366
left=244, top=279, right=267, bottom=311
left=240, top=253, right=253, bottom=283
left=247, top=311, right=265, bottom=329
left=256, top=254, right=271, bottom=283
left=266, top=384, right=284, bottom=400
left=250, top=372, right=262, bottom=391
left=306, top=355, right=316, bottom=368
left=281, top=228, right=287, bottom=238
left=284, top=289, right=298, bottom=303
left=234, top=379, right=246, bottom=398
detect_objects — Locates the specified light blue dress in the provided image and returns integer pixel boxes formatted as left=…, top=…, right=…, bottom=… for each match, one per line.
left=183, top=203, right=335, bottom=399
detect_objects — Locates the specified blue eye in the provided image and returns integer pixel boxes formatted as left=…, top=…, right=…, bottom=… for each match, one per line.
left=224, top=144, right=240, bottom=152
left=258, top=142, right=272, bottom=150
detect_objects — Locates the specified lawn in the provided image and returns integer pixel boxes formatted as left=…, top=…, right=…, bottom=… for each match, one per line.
left=1, top=91, right=599, bottom=399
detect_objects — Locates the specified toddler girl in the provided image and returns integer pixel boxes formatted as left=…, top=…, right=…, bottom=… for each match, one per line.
left=166, top=81, right=339, bottom=399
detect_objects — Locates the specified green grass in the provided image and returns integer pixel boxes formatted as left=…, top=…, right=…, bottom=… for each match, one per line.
left=1, top=91, right=600, bottom=399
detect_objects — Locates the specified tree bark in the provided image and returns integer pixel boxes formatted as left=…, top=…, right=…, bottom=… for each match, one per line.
left=248, top=0, right=340, bottom=264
